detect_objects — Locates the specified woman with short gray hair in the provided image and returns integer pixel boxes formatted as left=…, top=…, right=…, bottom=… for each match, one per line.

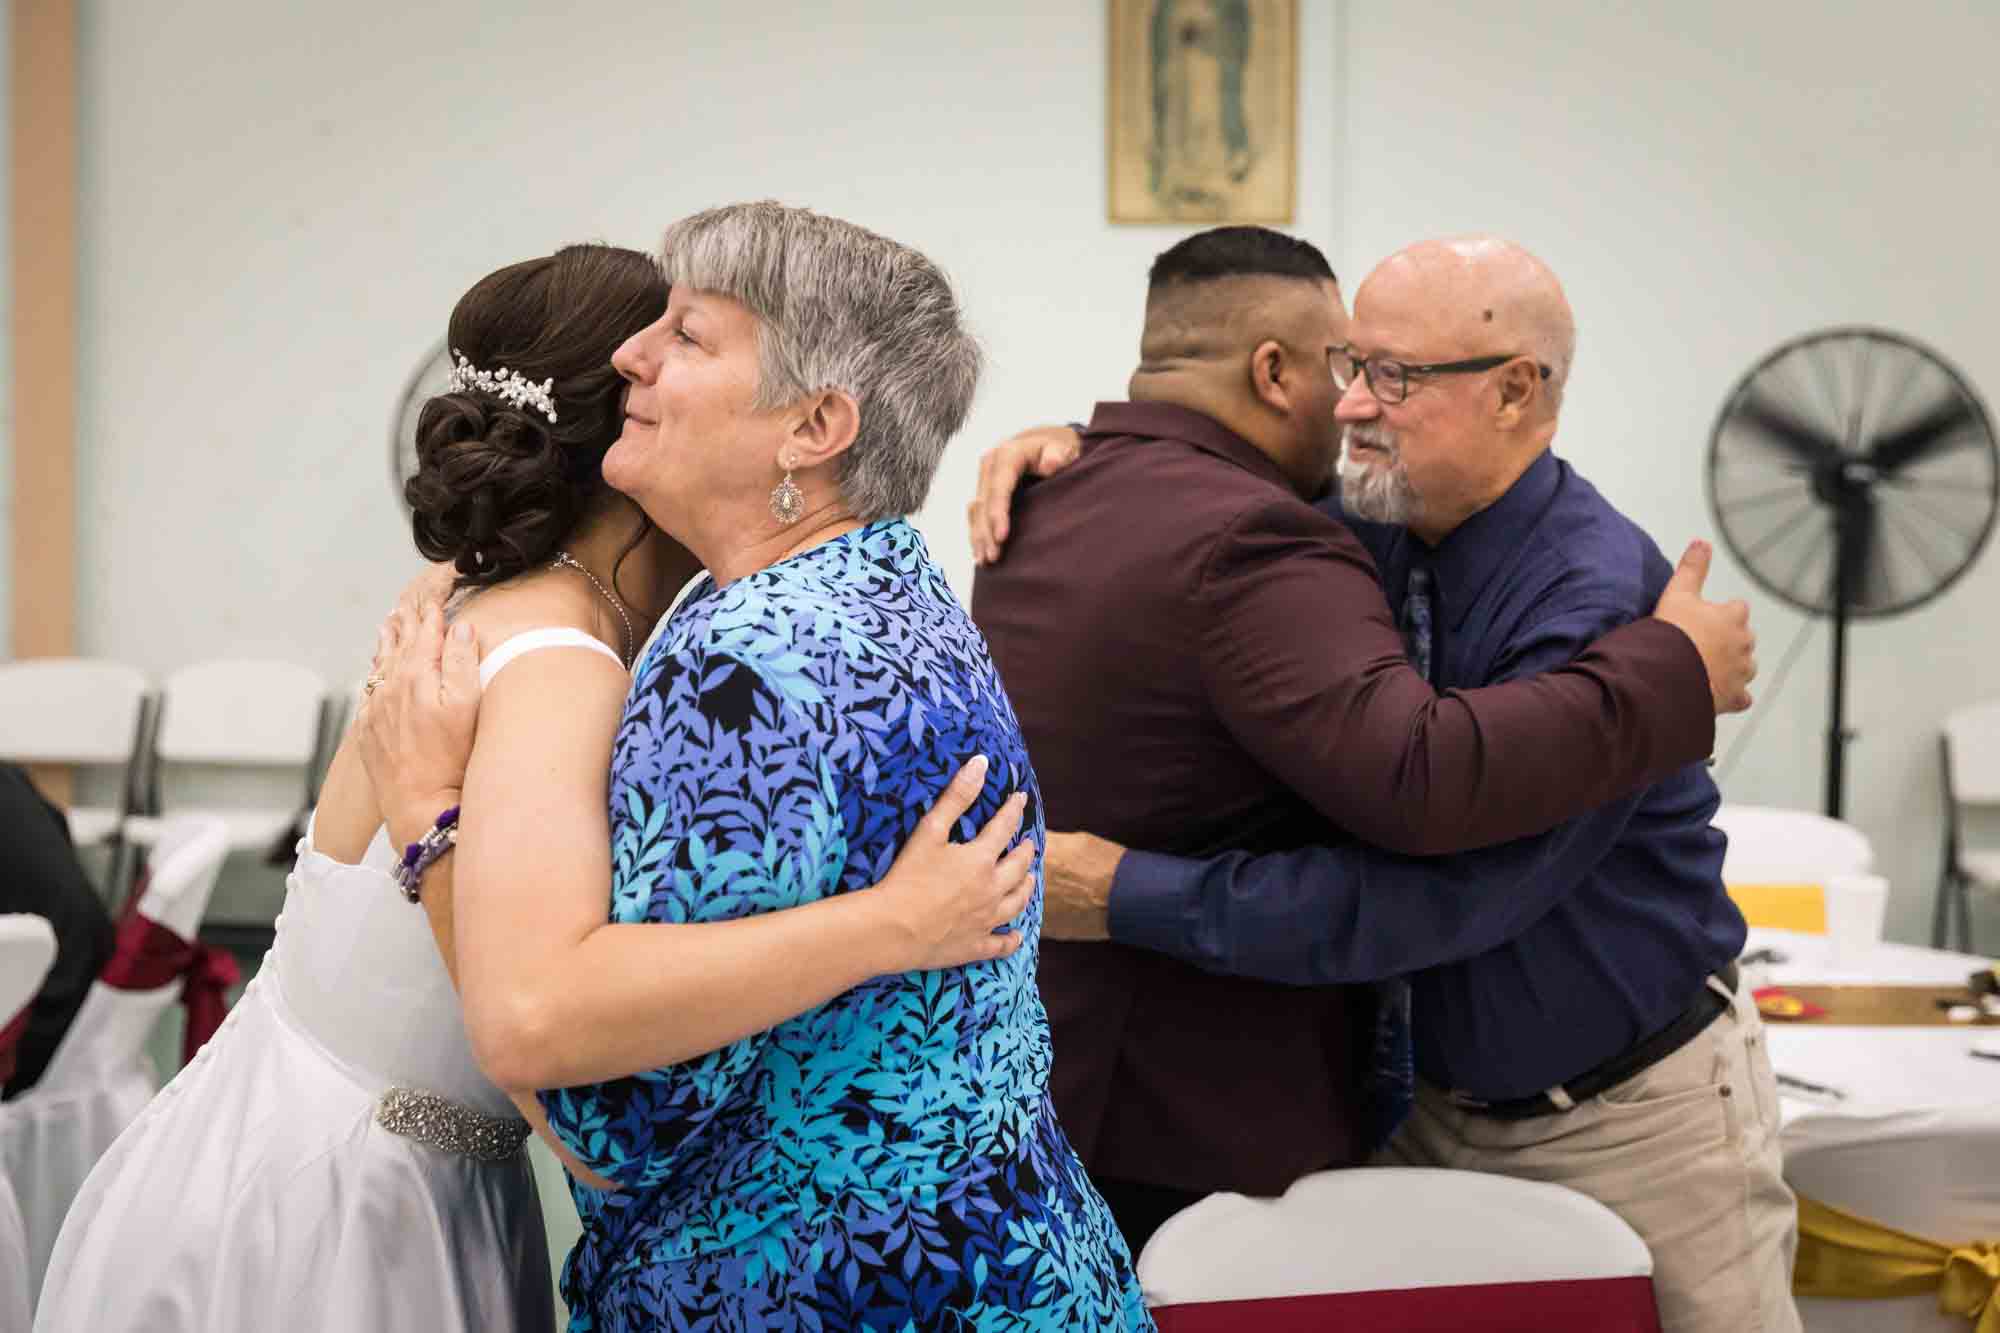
left=389, top=201, right=1150, bottom=1330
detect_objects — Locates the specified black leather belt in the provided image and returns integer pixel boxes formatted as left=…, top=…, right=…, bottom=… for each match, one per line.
left=1447, top=963, right=1740, bottom=1121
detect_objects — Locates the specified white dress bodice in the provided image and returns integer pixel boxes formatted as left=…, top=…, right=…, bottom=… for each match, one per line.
left=276, top=625, right=624, bottom=1120
left=31, top=625, right=625, bottom=1333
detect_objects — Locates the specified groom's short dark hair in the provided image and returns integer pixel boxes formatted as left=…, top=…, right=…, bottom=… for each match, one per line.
left=1148, top=226, right=1337, bottom=292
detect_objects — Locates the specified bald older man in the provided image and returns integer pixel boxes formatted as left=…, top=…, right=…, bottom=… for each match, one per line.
left=971, top=237, right=1792, bottom=1332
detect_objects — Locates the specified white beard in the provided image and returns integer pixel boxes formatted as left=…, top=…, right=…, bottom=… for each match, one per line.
left=1337, top=426, right=1420, bottom=526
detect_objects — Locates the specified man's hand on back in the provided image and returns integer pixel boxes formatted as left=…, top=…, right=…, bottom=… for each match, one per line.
left=967, top=424, right=1084, bottom=565
left=1651, top=540, right=1757, bottom=715
left=1038, top=831, right=1128, bottom=942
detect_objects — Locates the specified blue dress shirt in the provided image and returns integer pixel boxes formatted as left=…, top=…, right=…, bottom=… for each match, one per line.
left=1108, top=450, right=1748, bottom=1100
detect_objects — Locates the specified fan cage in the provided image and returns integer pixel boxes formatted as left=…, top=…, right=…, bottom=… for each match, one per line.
left=1706, top=325, right=1999, bottom=620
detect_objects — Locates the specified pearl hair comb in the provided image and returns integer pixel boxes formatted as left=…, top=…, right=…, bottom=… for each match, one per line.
left=446, top=349, right=558, bottom=423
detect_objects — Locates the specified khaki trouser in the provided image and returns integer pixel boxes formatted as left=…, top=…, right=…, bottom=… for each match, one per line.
left=1380, top=974, right=1801, bottom=1333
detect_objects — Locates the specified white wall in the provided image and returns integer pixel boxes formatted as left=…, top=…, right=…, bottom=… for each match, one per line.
left=72, top=0, right=1337, bottom=693
left=53, top=0, right=2000, bottom=943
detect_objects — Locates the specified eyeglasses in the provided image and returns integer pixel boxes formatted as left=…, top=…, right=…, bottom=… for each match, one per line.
left=1330, top=347, right=1550, bottom=405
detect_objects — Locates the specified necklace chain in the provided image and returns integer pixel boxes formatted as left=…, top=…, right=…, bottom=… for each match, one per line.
left=551, top=551, right=634, bottom=667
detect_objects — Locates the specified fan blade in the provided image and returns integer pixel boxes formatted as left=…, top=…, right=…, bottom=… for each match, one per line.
left=1780, top=525, right=1834, bottom=609
left=1885, top=506, right=1953, bottom=588
left=1732, top=391, right=1842, bottom=467
left=1881, top=486, right=1987, bottom=546
left=1720, top=482, right=1815, bottom=514
left=1869, top=397, right=1979, bottom=474
left=1742, top=501, right=1824, bottom=565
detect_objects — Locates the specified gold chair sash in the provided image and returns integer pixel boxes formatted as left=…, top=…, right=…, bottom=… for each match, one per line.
left=1795, top=1195, right=1999, bottom=1331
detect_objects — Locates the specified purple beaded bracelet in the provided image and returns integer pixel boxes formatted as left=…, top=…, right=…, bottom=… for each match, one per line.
left=395, top=805, right=460, bottom=903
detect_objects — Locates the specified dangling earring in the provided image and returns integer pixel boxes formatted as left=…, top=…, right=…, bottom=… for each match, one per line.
left=769, top=452, right=804, bottom=525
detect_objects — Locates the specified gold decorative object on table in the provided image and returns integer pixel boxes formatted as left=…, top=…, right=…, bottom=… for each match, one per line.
left=1107, top=0, right=1298, bottom=224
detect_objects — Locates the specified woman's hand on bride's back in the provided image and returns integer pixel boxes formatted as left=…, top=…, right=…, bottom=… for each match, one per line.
left=357, top=601, right=482, bottom=849
left=873, top=756, right=1036, bottom=971
left=394, top=562, right=459, bottom=621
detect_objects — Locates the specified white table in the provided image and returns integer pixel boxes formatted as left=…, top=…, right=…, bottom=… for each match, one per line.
left=1741, top=928, right=2000, bottom=1120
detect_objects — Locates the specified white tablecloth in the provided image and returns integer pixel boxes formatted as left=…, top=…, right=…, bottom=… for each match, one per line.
left=1741, top=928, right=2000, bottom=1119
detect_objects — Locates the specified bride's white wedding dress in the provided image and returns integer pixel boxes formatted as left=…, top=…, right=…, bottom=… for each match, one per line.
left=33, top=629, right=621, bottom=1333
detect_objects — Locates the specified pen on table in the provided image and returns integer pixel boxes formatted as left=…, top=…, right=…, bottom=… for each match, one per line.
left=1774, top=1073, right=1845, bottom=1100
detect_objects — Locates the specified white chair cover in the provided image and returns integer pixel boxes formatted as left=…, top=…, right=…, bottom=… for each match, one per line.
left=0, top=917, right=56, bottom=1041
left=135, top=817, right=230, bottom=942
left=1785, top=1106, right=2000, bottom=1332
left=0, top=916, right=58, bottom=1333
left=1715, top=804, right=1875, bottom=883
left=1138, top=1167, right=1653, bottom=1305
left=0, top=818, right=228, bottom=1310
left=0, top=1179, right=28, bottom=1333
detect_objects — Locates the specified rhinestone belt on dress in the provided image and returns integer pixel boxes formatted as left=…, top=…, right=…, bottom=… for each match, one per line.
left=373, top=1088, right=531, bottom=1163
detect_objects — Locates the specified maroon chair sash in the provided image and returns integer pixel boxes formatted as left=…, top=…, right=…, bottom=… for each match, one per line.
left=99, top=910, right=241, bottom=1065
left=1152, top=1276, right=1663, bottom=1333
left=0, top=1004, right=32, bottom=1086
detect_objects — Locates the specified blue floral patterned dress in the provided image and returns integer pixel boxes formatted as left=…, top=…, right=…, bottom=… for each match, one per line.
left=541, top=519, right=1152, bottom=1332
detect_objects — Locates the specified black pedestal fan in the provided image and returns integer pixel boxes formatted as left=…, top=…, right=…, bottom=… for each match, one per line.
left=1708, top=327, right=1999, bottom=819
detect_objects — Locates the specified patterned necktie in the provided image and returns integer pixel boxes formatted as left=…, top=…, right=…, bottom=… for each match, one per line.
left=1401, top=565, right=1435, bottom=683
left=1365, top=561, right=1432, bottom=1152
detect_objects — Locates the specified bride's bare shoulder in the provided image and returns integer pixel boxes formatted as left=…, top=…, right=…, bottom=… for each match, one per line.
left=451, top=575, right=605, bottom=661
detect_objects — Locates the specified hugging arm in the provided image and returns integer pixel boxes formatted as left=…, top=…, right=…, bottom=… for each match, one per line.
left=1117, top=588, right=1666, bottom=982
left=1198, top=500, right=1715, bottom=856
left=356, top=606, right=1032, bottom=1097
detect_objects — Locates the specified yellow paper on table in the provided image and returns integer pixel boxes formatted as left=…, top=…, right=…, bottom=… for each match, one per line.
left=1727, top=882, right=1828, bottom=934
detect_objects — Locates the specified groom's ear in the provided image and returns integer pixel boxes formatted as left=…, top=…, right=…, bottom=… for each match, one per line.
left=789, top=388, right=861, bottom=468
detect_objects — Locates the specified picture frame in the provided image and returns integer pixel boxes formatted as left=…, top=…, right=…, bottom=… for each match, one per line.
left=1107, top=0, right=1298, bottom=225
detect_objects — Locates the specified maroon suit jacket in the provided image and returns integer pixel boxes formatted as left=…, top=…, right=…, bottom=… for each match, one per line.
left=971, top=401, right=1715, bottom=1197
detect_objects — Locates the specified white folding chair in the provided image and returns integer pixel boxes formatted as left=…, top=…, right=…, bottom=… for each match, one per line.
left=1715, top=804, right=1876, bottom=884
left=0, top=816, right=229, bottom=1308
left=0, top=916, right=58, bottom=1333
left=121, top=659, right=330, bottom=857
left=1137, top=1167, right=1661, bottom=1331
left=1785, top=1106, right=2000, bottom=1332
left=0, top=658, right=153, bottom=851
left=1938, top=702, right=2000, bottom=952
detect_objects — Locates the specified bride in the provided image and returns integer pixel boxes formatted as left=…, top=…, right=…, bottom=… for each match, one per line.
left=32, top=244, right=1034, bottom=1333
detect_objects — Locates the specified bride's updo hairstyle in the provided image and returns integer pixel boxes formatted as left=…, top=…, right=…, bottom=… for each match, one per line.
left=405, top=244, right=667, bottom=588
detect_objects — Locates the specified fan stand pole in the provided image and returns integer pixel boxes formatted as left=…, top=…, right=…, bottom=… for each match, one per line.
left=1825, top=507, right=1853, bottom=820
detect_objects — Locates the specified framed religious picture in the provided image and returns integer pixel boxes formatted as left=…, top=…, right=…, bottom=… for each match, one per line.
left=1107, top=0, right=1298, bottom=225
